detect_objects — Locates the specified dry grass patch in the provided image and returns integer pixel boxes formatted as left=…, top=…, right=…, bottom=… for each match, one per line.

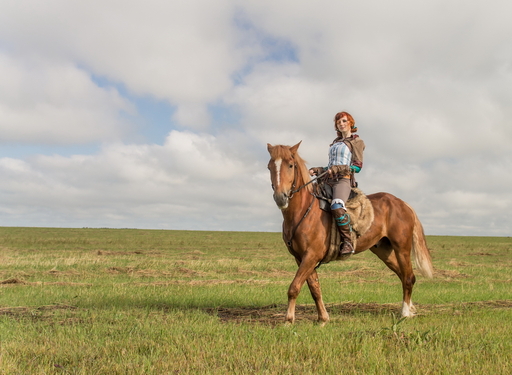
left=0, top=277, right=91, bottom=287
left=48, top=268, right=81, bottom=276
left=0, top=278, right=26, bottom=285
left=0, top=304, right=80, bottom=325
left=96, top=250, right=161, bottom=256
left=207, top=300, right=512, bottom=325
left=129, top=279, right=284, bottom=287
left=434, top=269, right=470, bottom=279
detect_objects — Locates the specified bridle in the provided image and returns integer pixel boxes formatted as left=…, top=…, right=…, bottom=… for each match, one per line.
left=272, top=157, right=329, bottom=200
left=289, top=168, right=329, bottom=197
left=271, top=157, right=328, bottom=254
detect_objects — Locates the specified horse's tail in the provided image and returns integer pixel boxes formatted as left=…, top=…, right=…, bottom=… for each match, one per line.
left=406, top=203, right=434, bottom=279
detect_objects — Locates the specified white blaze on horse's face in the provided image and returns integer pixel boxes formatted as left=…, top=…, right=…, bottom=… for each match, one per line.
left=274, top=158, right=282, bottom=188
left=269, top=157, right=296, bottom=210
left=267, top=143, right=301, bottom=211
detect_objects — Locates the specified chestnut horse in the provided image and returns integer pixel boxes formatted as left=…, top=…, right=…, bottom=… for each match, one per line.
left=267, top=142, right=433, bottom=324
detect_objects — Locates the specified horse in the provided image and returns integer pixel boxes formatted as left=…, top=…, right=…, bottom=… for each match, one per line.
left=267, top=141, right=433, bottom=324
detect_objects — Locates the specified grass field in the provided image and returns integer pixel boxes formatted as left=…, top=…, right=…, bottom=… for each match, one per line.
left=0, top=227, right=511, bottom=374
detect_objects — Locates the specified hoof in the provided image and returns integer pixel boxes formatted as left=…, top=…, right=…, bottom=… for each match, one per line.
left=401, top=301, right=416, bottom=318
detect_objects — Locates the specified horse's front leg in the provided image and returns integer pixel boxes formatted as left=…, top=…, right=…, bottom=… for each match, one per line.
left=306, top=269, right=330, bottom=325
left=286, top=253, right=323, bottom=324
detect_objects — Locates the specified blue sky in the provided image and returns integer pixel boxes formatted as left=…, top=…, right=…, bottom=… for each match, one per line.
left=91, top=75, right=177, bottom=145
left=1, top=0, right=511, bottom=236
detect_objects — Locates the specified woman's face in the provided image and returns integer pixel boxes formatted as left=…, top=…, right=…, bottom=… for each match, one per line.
left=336, top=116, right=351, bottom=133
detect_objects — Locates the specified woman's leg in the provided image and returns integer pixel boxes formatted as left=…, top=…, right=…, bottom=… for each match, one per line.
left=331, top=178, right=354, bottom=255
left=332, top=178, right=351, bottom=208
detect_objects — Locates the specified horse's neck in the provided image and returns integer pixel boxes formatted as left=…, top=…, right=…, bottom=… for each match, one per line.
left=282, top=189, right=312, bottom=226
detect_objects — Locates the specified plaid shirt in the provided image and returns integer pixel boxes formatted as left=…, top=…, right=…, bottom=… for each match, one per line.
left=327, top=141, right=352, bottom=169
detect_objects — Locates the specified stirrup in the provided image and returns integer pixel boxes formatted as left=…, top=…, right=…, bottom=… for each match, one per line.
left=339, top=241, right=355, bottom=256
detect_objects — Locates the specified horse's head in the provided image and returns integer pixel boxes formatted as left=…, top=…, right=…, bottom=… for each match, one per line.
left=267, top=142, right=303, bottom=210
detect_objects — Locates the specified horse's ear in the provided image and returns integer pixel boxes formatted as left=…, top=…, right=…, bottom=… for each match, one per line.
left=267, top=143, right=274, bottom=153
left=289, top=141, right=302, bottom=155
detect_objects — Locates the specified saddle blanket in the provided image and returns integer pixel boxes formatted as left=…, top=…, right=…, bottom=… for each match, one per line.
left=321, top=188, right=374, bottom=264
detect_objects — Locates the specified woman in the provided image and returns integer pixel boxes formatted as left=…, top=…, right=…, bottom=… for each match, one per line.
left=309, top=111, right=365, bottom=255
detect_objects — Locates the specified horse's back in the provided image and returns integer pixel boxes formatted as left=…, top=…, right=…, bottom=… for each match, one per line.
left=366, top=191, right=416, bottom=235
left=367, top=192, right=414, bottom=216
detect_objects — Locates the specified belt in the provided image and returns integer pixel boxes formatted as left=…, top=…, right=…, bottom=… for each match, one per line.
left=327, top=175, right=351, bottom=183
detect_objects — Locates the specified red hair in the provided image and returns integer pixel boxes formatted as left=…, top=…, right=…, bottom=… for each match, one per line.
left=334, top=111, right=357, bottom=134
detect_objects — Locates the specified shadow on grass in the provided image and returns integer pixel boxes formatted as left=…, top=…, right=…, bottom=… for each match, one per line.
left=2, top=275, right=511, bottom=326
left=0, top=301, right=402, bottom=326
left=206, top=302, right=402, bottom=326
left=205, top=300, right=512, bottom=325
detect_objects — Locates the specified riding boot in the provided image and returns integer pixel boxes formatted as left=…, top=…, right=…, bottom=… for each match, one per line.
left=331, top=207, right=355, bottom=255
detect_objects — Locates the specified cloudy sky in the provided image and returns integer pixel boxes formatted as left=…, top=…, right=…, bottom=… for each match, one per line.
left=1, top=0, right=511, bottom=236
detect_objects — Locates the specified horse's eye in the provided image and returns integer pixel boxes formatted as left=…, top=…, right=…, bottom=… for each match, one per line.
left=289, top=164, right=294, bottom=169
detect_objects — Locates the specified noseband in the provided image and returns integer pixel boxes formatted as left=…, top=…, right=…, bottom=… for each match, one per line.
left=287, top=162, right=299, bottom=199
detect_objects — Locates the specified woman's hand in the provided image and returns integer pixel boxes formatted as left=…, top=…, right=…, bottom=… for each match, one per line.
left=328, top=165, right=351, bottom=177
left=309, top=167, right=325, bottom=176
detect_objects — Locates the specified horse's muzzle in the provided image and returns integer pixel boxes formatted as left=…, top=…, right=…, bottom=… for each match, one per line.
left=273, top=192, right=289, bottom=210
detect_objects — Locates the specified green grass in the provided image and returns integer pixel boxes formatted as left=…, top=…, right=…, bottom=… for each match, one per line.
left=0, top=227, right=511, bottom=374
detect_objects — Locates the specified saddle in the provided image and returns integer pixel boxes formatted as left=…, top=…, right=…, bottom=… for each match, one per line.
left=313, top=182, right=375, bottom=264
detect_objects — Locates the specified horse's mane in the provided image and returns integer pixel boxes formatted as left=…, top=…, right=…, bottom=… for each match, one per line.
left=269, top=145, right=313, bottom=193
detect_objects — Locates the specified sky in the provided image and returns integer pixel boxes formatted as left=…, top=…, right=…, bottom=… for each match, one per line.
left=0, top=0, right=511, bottom=236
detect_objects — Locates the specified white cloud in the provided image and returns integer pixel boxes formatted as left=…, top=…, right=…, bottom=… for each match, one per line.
left=0, top=0, right=247, bottom=129
left=171, top=103, right=211, bottom=131
left=0, top=53, right=134, bottom=144
left=0, top=131, right=278, bottom=230
left=0, top=0, right=511, bottom=235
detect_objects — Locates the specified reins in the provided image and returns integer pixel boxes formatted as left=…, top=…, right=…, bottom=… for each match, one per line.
left=285, top=192, right=315, bottom=251
left=284, top=162, right=324, bottom=253
left=288, top=169, right=329, bottom=198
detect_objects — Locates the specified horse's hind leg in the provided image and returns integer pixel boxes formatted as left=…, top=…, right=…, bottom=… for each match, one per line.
left=371, top=240, right=401, bottom=277
left=371, top=239, right=416, bottom=317
left=392, top=240, right=417, bottom=317
left=305, top=269, right=329, bottom=324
